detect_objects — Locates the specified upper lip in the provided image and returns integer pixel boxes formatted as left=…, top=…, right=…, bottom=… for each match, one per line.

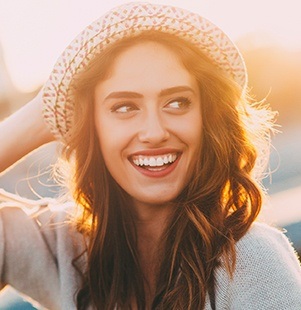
left=129, top=148, right=181, bottom=157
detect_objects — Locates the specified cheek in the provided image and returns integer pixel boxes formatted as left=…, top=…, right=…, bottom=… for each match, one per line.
left=177, top=113, right=202, bottom=147
left=95, top=118, right=132, bottom=168
left=191, top=110, right=203, bottom=141
left=180, top=114, right=203, bottom=172
left=95, top=117, right=115, bottom=163
left=96, top=128, right=119, bottom=161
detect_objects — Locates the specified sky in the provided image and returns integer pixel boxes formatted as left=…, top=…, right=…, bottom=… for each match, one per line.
left=0, top=0, right=300, bottom=92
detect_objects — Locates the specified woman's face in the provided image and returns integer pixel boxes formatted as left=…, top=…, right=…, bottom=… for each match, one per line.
left=94, top=41, right=202, bottom=208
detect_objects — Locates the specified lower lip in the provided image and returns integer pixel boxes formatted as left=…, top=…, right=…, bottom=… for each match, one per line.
left=130, top=155, right=181, bottom=178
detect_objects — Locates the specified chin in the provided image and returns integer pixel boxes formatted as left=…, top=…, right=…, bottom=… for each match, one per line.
left=133, top=191, right=180, bottom=208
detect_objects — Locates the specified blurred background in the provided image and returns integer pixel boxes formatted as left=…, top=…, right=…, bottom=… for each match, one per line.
left=0, top=0, right=300, bottom=308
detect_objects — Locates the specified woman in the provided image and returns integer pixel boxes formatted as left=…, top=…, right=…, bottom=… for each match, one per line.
left=0, top=2, right=301, bottom=309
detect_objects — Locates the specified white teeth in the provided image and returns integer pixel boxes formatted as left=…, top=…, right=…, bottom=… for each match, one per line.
left=149, top=157, right=156, bottom=167
left=163, top=156, right=169, bottom=164
left=156, top=157, right=164, bottom=166
left=131, top=153, right=178, bottom=167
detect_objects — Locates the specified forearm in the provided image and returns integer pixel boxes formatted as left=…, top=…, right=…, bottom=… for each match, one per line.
left=0, top=92, right=55, bottom=173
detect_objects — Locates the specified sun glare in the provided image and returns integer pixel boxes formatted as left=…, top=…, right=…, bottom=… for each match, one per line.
left=0, top=0, right=300, bottom=92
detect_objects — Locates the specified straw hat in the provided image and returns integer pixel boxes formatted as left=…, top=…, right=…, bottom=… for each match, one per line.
left=42, top=2, right=247, bottom=140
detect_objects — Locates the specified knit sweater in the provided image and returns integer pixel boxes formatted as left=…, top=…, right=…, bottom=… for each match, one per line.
left=0, top=206, right=301, bottom=309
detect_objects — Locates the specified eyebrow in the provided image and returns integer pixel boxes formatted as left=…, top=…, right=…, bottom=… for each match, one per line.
left=160, top=86, right=196, bottom=97
left=104, top=86, right=196, bottom=100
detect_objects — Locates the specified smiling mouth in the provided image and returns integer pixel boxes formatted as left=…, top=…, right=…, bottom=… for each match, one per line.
left=130, top=153, right=179, bottom=171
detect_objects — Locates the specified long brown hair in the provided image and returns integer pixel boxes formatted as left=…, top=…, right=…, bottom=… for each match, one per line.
left=61, top=31, right=275, bottom=309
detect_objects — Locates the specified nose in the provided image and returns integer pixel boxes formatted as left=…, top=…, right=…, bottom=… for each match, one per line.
left=138, top=110, right=170, bottom=145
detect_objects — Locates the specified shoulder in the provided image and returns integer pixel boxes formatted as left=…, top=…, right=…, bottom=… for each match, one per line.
left=0, top=201, right=83, bottom=309
left=0, top=202, right=84, bottom=257
left=224, top=222, right=301, bottom=309
left=235, top=222, right=300, bottom=271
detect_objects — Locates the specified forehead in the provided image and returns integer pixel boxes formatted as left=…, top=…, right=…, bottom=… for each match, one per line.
left=96, top=41, right=198, bottom=96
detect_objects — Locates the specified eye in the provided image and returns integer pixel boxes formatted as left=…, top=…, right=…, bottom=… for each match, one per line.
left=111, top=103, right=138, bottom=114
left=165, top=97, right=192, bottom=111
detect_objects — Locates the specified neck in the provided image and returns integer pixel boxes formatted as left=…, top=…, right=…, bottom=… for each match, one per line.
left=133, top=200, right=173, bottom=243
left=131, top=201, right=173, bottom=303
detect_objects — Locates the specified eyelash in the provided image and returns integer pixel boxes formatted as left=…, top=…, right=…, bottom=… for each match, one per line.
left=110, top=102, right=137, bottom=113
left=165, top=96, right=192, bottom=109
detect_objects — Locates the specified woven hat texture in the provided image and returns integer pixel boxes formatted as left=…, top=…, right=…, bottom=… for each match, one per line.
left=42, top=2, right=247, bottom=140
